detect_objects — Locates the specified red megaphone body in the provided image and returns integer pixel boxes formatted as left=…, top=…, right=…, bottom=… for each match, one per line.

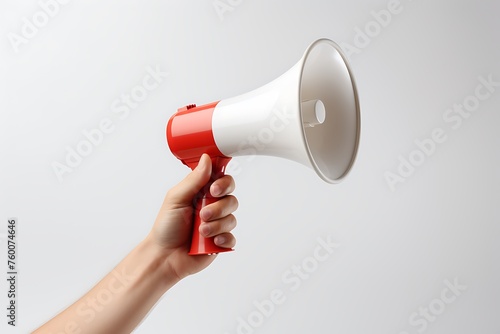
left=166, top=39, right=360, bottom=256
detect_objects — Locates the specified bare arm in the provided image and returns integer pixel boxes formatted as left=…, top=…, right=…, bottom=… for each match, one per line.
left=34, top=154, right=238, bottom=333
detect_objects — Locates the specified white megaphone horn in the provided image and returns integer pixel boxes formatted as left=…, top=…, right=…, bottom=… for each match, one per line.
left=167, top=38, right=360, bottom=255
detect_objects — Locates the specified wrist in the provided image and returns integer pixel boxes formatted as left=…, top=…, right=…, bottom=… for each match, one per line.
left=137, top=236, right=181, bottom=294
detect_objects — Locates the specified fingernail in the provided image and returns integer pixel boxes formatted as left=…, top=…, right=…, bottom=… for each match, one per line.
left=215, top=235, right=226, bottom=245
left=200, top=224, right=211, bottom=237
left=201, top=208, right=212, bottom=221
left=195, top=154, right=208, bottom=172
left=212, top=184, right=222, bottom=197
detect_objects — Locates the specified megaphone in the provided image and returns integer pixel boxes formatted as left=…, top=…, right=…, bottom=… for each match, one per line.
left=166, top=38, right=360, bottom=255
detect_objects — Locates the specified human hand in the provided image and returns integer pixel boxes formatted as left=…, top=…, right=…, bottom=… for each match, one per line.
left=147, top=154, right=238, bottom=280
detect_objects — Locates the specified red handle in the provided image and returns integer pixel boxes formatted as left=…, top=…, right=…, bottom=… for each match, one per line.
left=189, top=157, right=233, bottom=255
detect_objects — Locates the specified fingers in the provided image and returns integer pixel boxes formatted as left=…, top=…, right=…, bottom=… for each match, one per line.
left=214, top=233, right=236, bottom=248
left=210, top=175, right=235, bottom=198
left=200, top=195, right=238, bottom=222
left=199, top=195, right=238, bottom=249
left=164, top=155, right=238, bottom=250
left=200, top=214, right=237, bottom=238
left=164, top=154, right=212, bottom=208
left=199, top=195, right=238, bottom=248
left=164, top=157, right=234, bottom=209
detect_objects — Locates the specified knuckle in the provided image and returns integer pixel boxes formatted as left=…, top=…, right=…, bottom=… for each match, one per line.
left=224, top=216, right=235, bottom=230
left=228, top=235, right=236, bottom=247
left=229, top=215, right=237, bottom=228
left=231, top=196, right=239, bottom=209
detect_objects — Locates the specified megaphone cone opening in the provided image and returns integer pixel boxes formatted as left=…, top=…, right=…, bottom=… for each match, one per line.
left=299, top=39, right=360, bottom=183
left=206, top=39, right=360, bottom=184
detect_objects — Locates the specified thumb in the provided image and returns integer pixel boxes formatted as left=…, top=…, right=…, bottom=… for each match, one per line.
left=166, top=154, right=212, bottom=207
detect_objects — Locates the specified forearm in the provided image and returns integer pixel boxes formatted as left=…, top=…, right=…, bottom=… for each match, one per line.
left=33, top=155, right=237, bottom=333
left=34, top=236, right=178, bottom=334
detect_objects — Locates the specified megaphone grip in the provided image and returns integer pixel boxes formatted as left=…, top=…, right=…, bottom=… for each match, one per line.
left=189, top=157, right=233, bottom=255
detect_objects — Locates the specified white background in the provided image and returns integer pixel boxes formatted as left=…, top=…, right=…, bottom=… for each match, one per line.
left=1, top=0, right=499, bottom=333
